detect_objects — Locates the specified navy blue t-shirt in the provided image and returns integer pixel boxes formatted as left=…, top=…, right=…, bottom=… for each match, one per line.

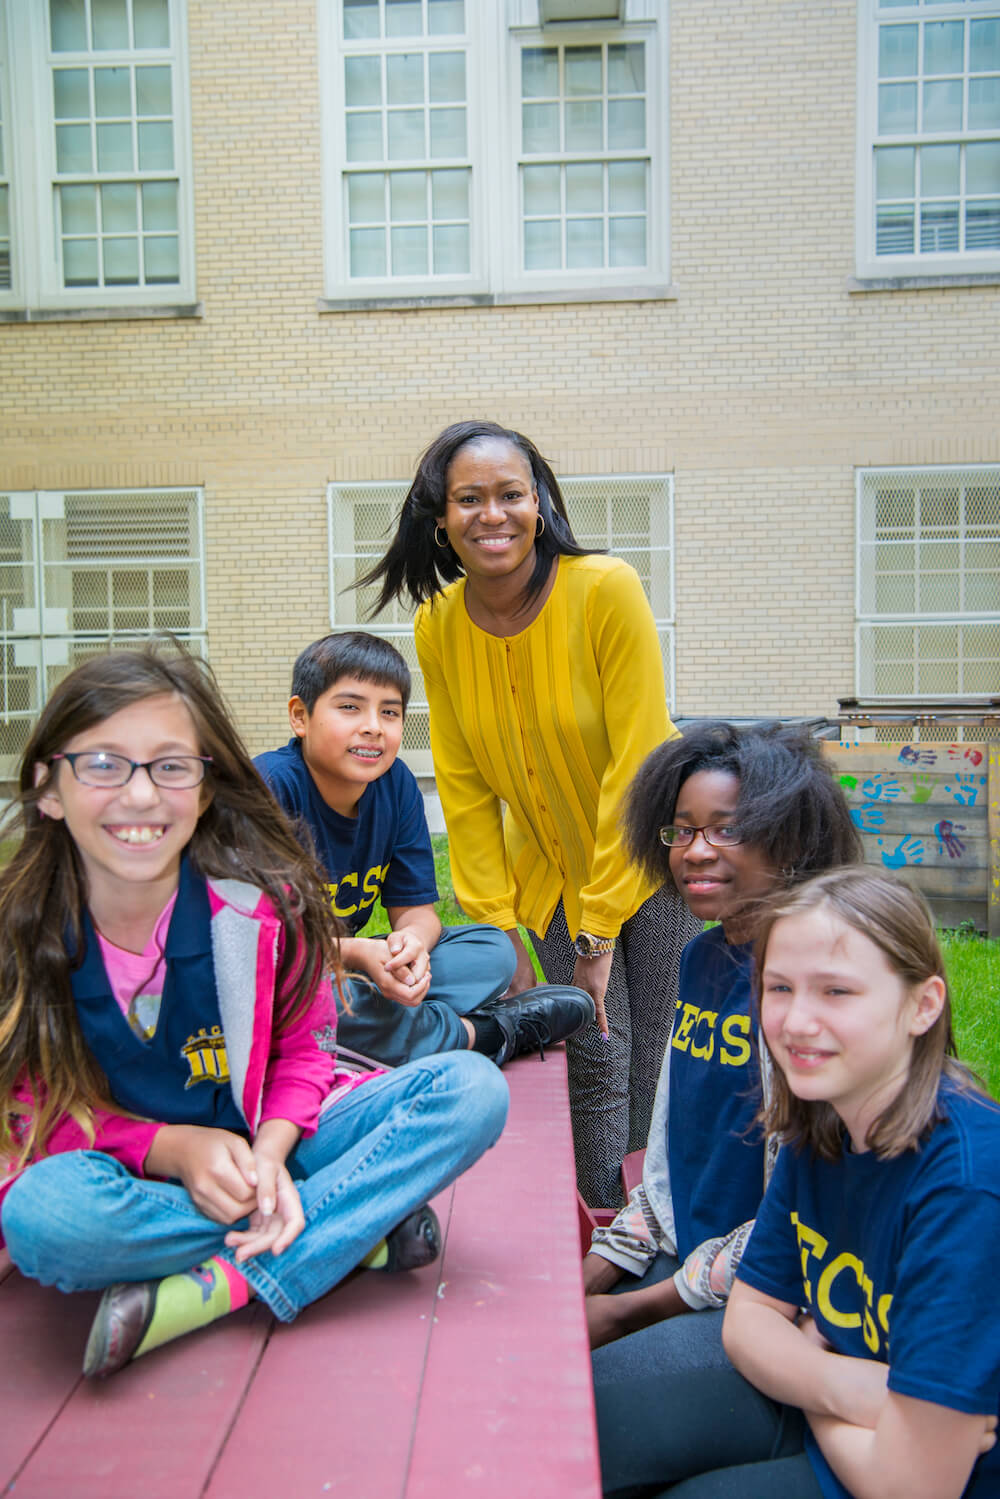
left=667, top=924, right=764, bottom=1258
left=738, top=1080, right=1000, bottom=1499
left=254, top=738, right=437, bottom=934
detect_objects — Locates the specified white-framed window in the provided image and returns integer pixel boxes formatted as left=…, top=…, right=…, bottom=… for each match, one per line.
left=328, top=473, right=675, bottom=774
left=856, top=466, right=1000, bottom=696
left=0, top=487, right=206, bottom=778
left=0, top=0, right=195, bottom=313
left=318, top=0, right=668, bottom=301
left=856, top=1, right=1000, bottom=277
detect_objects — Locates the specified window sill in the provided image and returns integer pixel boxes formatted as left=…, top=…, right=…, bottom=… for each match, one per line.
left=847, top=273, right=1000, bottom=294
left=317, top=284, right=677, bottom=312
left=0, top=302, right=204, bottom=324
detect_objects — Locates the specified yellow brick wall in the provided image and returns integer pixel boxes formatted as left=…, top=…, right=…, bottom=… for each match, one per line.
left=1, top=0, right=998, bottom=756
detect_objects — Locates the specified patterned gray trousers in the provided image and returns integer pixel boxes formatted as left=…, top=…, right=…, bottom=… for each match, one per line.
left=529, top=884, right=701, bottom=1210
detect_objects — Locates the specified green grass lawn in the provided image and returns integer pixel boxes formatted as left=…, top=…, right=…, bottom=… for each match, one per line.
left=372, top=837, right=1000, bottom=1097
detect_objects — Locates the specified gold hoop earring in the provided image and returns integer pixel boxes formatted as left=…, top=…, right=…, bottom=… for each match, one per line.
left=535, top=514, right=546, bottom=538
left=434, top=525, right=450, bottom=549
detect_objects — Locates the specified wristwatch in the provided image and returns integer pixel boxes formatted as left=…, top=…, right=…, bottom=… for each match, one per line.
left=574, top=930, right=616, bottom=958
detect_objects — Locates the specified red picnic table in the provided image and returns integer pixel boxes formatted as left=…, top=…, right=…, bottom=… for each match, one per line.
left=0, top=1049, right=600, bottom=1498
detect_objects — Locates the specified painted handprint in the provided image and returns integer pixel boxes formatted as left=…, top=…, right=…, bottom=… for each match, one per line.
left=934, top=820, right=967, bottom=860
left=947, top=745, right=983, bottom=767
left=850, top=804, right=886, bottom=832
left=838, top=774, right=858, bottom=793
left=910, top=773, right=940, bottom=805
left=947, top=773, right=983, bottom=807
left=863, top=774, right=903, bottom=802
left=898, top=745, right=937, bottom=767
left=879, top=835, right=924, bottom=869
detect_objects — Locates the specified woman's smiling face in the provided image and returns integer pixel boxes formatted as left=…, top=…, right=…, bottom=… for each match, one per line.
left=439, top=437, right=540, bottom=586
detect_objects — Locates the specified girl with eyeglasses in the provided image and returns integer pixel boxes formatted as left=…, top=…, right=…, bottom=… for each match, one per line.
left=0, top=645, right=507, bottom=1378
left=584, top=721, right=861, bottom=1398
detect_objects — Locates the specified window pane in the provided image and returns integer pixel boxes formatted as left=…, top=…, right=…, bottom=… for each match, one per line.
left=57, top=123, right=93, bottom=172
left=876, top=145, right=915, bottom=198
left=523, top=163, right=560, bottom=214
left=101, top=181, right=136, bottom=229
left=524, top=218, right=560, bottom=269
left=924, top=21, right=963, bottom=76
left=430, top=106, right=465, bottom=157
left=92, top=0, right=130, bottom=50
left=608, top=43, right=644, bottom=94
left=567, top=216, right=602, bottom=267
left=609, top=214, right=645, bottom=267
left=344, top=0, right=379, bottom=40
left=137, top=120, right=173, bottom=169
left=565, top=99, right=602, bottom=151
left=390, top=223, right=428, bottom=273
left=922, top=79, right=962, bottom=131
left=429, top=51, right=464, bottom=104
left=348, top=172, right=384, bottom=221
left=346, top=111, right=383, bottom=162
left=969, top=77, right=1000, bottom=128
left=388, top=109, right=425, bottom=158
left=386, top=0, right=422, bottom=39
left=432, top=222, right=469, bottom=272
left=879, top=81, right=917, bottom=132
left=60, top=183, right=97, bottom=232
left=428, top=0, right=464, bottom=35
left=968, top=141, right=1000, bottom=194
left=608, top=98, right=644, bottom=149
left=609, top=159, right=645, bottom=211
left=921, top=143, right=959, bottom=195
left=345, top=55, right=381, bottom=108
left=103, top=235, right=139, bottom=283
left=522, top=48, right=558, bottom=99
left=141, top=180, right=177, bottom=229
left=565, top=47, right=601, bottom=97
left=133, top=0, right=170, bottom=48
left=98, top=66, right=136, bottom=120
left=387, top=53, right=424, bottom=105
left=970, top=19, right=1000, bottom=73
left=431, top=166, right=468, bottom=217
left=51, top=0, right=88, bottom=52
left=390, top=170, right=425, bottom=219
left=350, top=225, right=386, bottom=274
left=522, top=102, right=559, bottom=153
left=879, top=24, right=918, bottom=78
left=54, top=69, right=90, bottom=119
left=877, top=204, right=915, bottom=253
left=566, top=161, right=602, bottom=212
left=63, top=237, right=99, bottom=284
left=97, top=122, right=134, bottom=170
left=143, top=233, right=178, bottom=281
left=920, top=202, right=958, bottom=250
left=966, top=199, right=1000, bottom=248
left=136, top=66, right=171, bottom=115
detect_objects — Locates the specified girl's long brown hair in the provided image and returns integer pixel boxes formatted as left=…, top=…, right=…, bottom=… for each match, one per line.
left=755, top=869, right=985, bottom=1160
left=0, top=642, right=343, bottom=1168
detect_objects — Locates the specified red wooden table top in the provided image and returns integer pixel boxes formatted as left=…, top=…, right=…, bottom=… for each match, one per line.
left=0, top=1049, right=600, bottom=1498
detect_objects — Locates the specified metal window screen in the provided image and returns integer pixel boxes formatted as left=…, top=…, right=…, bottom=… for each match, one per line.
left=857, top=467, right=1000, bottom=699
left=328, top=474, right=674, bottom=775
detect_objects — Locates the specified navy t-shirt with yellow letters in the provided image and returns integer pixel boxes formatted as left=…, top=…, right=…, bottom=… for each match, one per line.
left=668, top=924, right=764, bottom=1258
left=254, top=737, right=438, bottom=932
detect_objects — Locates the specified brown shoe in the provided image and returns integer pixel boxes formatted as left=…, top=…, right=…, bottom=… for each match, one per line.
left=83, top=1281, right=156, bottom=1378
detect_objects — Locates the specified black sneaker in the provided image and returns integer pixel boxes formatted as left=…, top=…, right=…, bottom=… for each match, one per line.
left=472, top=985, right=596, bottom=1066
left=380, top=1203, right=441, bottom=1272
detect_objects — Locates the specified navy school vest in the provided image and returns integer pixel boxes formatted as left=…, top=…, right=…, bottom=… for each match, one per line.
left=70, top=856, right=248, bottom=1134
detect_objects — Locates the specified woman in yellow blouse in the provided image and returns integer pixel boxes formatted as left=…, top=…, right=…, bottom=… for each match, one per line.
left=362, top=421, right=700, bottom=1207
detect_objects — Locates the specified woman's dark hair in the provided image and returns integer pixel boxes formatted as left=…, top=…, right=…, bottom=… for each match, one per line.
left=0, top=641, right=343, bottom=1169
left=356, top=419, right=599, bottom=614
left=623, top=721, right=863, bottom=913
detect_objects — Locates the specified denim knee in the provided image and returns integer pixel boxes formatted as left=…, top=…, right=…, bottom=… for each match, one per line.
left=438, top=1049, right=510, bottom=1146
left=2, top=1151, right=126, bottom=1285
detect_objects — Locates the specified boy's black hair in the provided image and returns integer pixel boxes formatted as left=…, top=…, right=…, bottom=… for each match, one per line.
left=356, top=419, right=601, bottom=615
left=291, top=632, right=411, bottom=714
left=623, top=720, right=863, bottom=890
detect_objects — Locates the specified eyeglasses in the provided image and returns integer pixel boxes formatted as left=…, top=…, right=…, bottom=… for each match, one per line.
left=658, top=824, right=743, bottom=848
left=50, top=751, right=212, bottom=789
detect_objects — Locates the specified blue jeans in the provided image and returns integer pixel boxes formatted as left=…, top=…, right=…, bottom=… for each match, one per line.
left=338, top=923, right=515, bottom=1065
left=2, top=1051, right=509, bottom=1323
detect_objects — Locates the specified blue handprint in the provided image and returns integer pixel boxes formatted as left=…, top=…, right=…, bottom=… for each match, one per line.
left=898, top=745, right=937, bottom=767
left=947, top=773, right=983, bottom=807
left=863, top=775, right=902, bottom=802
left=850, top=803, right=886, bottom=832
left=879, top=835, right=924, bottom=869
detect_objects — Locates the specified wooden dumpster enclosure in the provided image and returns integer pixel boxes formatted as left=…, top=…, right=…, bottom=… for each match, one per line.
left=822, top=740, right=999, bottom=937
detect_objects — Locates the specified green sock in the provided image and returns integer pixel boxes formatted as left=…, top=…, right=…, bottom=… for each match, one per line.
left=360, top=1238, right=389, bottom=1269
left=134, top=1260, right=240, bottom=1359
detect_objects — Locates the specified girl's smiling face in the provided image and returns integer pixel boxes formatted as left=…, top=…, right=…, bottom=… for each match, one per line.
left=668, top=768, right=778, bottom=941
left=760, top=906, right=945, bottom=1150
left=36, top=692, right=206, bottom=920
